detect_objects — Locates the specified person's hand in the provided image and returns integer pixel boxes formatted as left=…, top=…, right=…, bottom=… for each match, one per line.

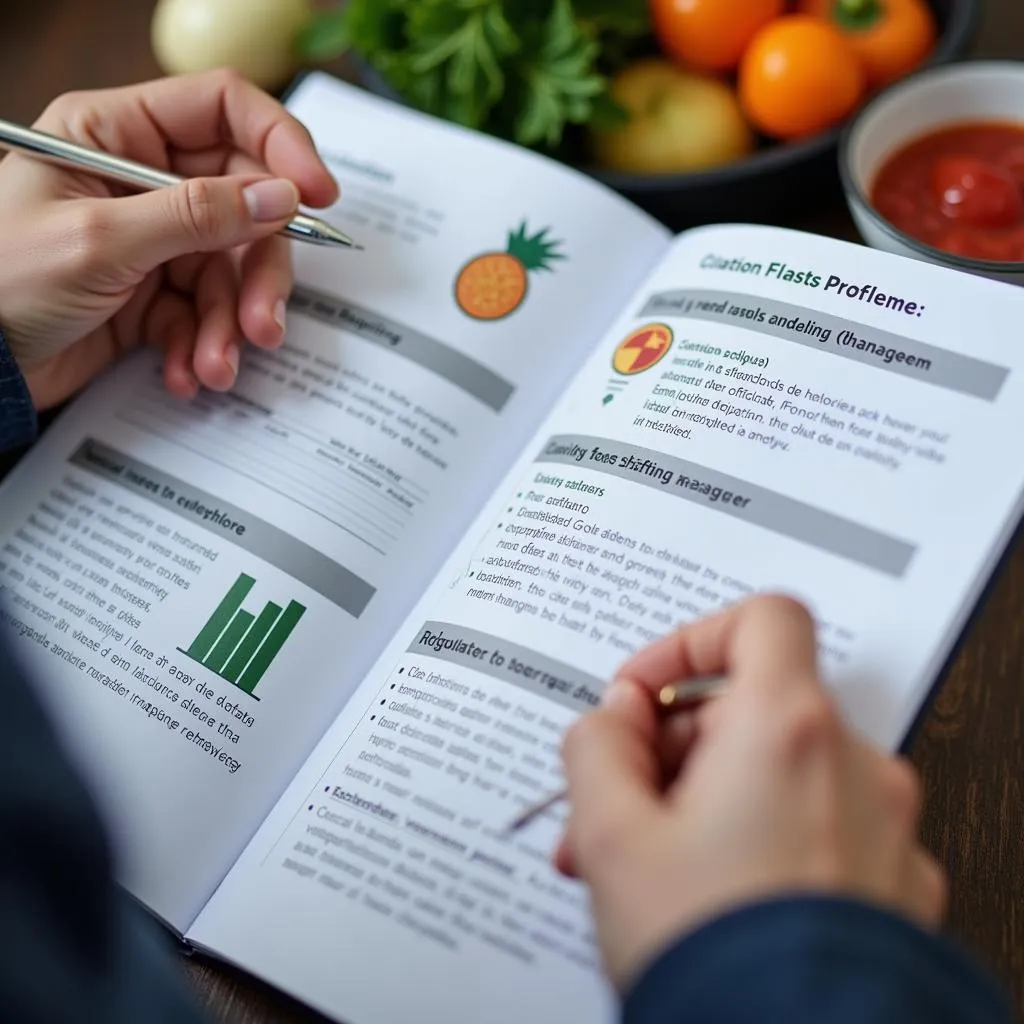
left=555, top=594, right=946, bottom=992
left=0, top=70, right=338, bottom=411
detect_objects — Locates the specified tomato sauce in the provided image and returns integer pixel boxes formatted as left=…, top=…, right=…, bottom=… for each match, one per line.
left=869, top=121, right=1024, bottom=262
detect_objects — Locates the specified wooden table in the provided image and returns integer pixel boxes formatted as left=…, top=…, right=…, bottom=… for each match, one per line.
left=1, top=2, right=1022, bottom=1021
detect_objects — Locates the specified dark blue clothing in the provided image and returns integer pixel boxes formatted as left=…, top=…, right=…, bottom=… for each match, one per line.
left=624, top=898, right=1010, bottom=1024
left=0, top=328, right=36, bottom=453
left=0, top=635, right=203, bottom=1023
left=0, top=329, right=1012, bottom=1023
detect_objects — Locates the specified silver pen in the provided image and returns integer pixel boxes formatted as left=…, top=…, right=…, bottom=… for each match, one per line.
left=503, top=674, right=727, bottom=836
left=0, top=116, right=357, bottom=249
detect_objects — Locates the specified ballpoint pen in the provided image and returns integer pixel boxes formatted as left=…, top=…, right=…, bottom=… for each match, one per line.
left=502, top=674, right=727, bottom=835
left=0, top=116, right=358, bottom=249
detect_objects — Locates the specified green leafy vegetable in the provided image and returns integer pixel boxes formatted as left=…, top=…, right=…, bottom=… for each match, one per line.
left=296, top=0, right=649, bottom=150
left=295, top=10, right=352, bottom=63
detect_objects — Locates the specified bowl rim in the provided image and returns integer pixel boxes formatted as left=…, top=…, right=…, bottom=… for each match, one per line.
left=351, top=0, right=982, bottom=192
left=838, top=58, right=1024, bottom=275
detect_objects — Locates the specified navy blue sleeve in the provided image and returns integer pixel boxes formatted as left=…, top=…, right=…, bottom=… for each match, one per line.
left=0, top=329, right=37, bottom=455
left=0, top=624, right=206, bottom=1023
left=623, top=895, right=1012, bottom=1024
left=0, top=331, right=203, bottom=1023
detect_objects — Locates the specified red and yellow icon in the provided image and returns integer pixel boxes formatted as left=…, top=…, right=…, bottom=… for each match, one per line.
left=612, top=322, right=673, bottom=375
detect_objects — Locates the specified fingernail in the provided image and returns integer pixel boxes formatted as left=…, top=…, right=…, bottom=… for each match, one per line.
left=273, top=299, right=286, bottom=332
left=243, top=179, right=299, bottom=223
left=601, top=679, right=636, bottom=710
left=224, top=343, right=239, bottom=380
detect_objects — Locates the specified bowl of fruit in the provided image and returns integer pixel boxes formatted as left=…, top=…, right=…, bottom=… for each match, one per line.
left=313, top=0, right=980, bottom=231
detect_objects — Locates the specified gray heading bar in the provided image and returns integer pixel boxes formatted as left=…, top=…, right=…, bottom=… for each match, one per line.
left=408, top=620, right=605, bottom=713
left=536, top=434, right=915, bottom=577
left=639, top=288, right=1007, bottom=400
left=70, top=439, right=375, bottom=618
left=289, top=285, right=514, bottom=412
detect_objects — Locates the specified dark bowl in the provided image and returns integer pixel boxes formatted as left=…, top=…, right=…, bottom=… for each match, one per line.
left=352, top=0, right=981, bottom=231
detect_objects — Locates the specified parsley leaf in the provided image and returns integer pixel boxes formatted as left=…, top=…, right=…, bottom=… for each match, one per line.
left=299, top=0, right=650, bottom=151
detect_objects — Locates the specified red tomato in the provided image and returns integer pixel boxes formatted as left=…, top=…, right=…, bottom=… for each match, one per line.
left=931, top=155, right=1024, bottom=229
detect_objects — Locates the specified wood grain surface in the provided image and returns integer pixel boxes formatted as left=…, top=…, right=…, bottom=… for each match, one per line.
left=0, top=2, right=1021, bottom=1021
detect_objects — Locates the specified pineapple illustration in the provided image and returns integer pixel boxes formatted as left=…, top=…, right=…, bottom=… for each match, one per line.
left=454, top=221, right=565, bottom=321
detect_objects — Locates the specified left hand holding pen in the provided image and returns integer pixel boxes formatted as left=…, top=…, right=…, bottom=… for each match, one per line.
left=0, top=70, right=338, bottom=410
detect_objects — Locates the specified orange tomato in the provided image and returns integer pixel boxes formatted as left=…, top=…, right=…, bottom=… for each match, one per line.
left=651, top=0, right=786, bottom=73
left=798, top=0, right=937, bottom=88
left=739, top=15, right=866, bottom=141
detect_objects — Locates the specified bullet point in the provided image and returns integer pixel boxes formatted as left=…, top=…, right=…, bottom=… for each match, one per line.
left=324, top=786, right=330, bottom=792
left=469, top=572, right=474, bottom=578
left=370, top=715, right=376, bottom=721
left=308, top=804, right=313, bottom=811
left=507, top=506, right=512, bottom=512
left=390, top=683, right=396, bottom=689
left=398, top=667, right=404, bottom=674
left=380, top=699, right=385, bottom=705
left=497, top=523, right=503, bottom=528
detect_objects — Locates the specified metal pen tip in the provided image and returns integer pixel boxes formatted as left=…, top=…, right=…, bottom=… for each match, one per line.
left=314, top=221, right=360, bottom=248
left=287, top=213, right=361, bottom=249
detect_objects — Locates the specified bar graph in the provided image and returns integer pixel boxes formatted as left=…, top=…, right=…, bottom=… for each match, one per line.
left=178, top=573, right=306, bottom=698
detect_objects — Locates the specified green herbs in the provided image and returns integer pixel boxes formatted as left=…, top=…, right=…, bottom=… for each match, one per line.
left=297, top=0, right=650, bottom=150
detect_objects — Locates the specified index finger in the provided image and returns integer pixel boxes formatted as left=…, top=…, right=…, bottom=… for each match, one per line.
left=618, top=593, right=821, bottom=697
left=560, top=681, right=661, bottom=881
left=45, top=71, right=338, bottom=208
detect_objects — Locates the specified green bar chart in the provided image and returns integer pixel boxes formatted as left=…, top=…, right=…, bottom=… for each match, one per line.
left=179, top=573, right=305, bottom=698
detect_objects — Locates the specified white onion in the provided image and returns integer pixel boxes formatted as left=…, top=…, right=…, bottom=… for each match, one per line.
left=151, top=0, right=314, bottom=92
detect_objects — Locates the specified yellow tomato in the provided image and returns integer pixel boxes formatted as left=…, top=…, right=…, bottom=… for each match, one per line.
left=592, top=59, right=754, bottom=174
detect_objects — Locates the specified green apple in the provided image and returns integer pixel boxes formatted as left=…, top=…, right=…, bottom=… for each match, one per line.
left=592, top=57, right=755, bottom=174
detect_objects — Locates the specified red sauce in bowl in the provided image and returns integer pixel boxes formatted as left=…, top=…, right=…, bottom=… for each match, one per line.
left=869, top=122, right=1024, bottom=263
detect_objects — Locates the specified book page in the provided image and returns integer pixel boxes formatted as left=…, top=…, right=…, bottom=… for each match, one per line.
left=190, top=223, right=1024, bottom=1024
left=0, top=72, right=668, bottom=931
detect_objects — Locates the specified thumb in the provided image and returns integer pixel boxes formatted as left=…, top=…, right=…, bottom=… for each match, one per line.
left=98, top=174, right=299, bottom=273
left=560, top=680, right=660, bottom=882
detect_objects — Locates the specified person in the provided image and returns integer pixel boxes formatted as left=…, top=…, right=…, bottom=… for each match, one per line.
left=554, top=599, right=1011, bottom=1023
left=0, top=71, right=1012, bottom=1024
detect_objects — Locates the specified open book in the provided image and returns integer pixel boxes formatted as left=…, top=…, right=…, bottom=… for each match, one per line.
left=2, top=70, right=1023, bottom=1024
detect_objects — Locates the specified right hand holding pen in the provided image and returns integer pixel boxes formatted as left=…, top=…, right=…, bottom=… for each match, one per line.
left=555, top=594, right=946, bottom=992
